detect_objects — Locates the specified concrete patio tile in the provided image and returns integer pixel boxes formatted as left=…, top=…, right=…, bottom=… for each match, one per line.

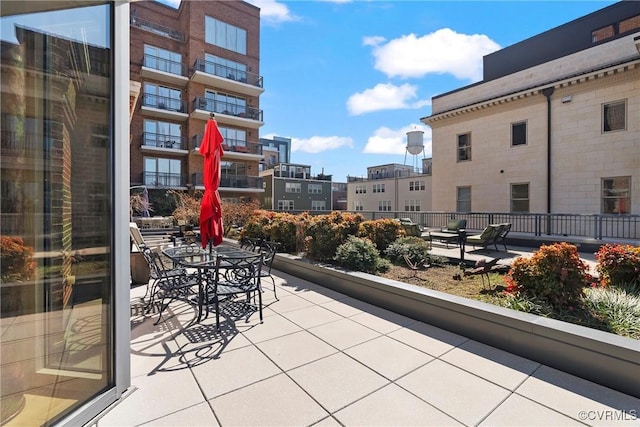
left=189, top=344, right=282, bottom=399
left=334, top=383, right=462, bottom=426
left=311, top=416, right=343, bottom=426
left=479, top=394, right=583, bottom=426
left=138, top=402, right=219, bottom=427
left=387, top=321, right=468, bottom=357
left=265, top=293, right=316, bottom=313
left=293, top=286, right=349, bottom=305
left=441, top=340, right=540, bottom=390
left=288, top=352, right=389, bottom=413
left=320, top=298, right=367, bottom=318
left=210, top=373, right=329, bottom=426
left=307, top=318, right=381, bottom=350
left=97, top=367, right=205, bottom=426
left=349, top=307, right=415, bottom=334
left=238, top=313, right=303, bottom=344
left=397, top=359, right=511, bottom=426
left=516, top=366, right=640, bottom=426
left=280, top=304, right=344, bottom=329
left=344, top=335, right=433, bottom=380
left=256, top=330, right=338, bottom=371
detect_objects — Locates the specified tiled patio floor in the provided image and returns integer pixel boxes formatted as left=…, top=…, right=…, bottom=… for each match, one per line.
left=96, top=258, right=639, bottom=427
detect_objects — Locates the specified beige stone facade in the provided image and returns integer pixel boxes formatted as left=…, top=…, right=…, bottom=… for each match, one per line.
left=422, top=15, right=640, bottom=215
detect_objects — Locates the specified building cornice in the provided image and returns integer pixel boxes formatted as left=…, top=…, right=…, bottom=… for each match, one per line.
left=422, top=58, right=639, bottom=125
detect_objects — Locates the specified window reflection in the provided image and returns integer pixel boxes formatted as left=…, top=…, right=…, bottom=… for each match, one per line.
left=1, top=3, right=113, bottom=426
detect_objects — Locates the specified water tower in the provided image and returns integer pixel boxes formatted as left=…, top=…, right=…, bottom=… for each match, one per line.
left=404, top=130, right=425, bottom=171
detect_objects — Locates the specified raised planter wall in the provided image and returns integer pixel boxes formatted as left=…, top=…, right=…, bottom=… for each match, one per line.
left=273, top=253, right=640, bottom=398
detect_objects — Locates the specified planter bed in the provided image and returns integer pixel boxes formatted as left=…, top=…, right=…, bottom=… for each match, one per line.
left=273, top=252, right=640, bottom=399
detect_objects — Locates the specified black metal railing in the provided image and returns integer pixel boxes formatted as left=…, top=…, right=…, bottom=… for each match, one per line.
left=347, top=168, right=431, bottom=182
left=191, top=173, right=263, bottom=190
left=130, top=16, right=185, bottom=42
left=191, top=135, right=254, bottom=153
left=142, top=93, right=186, bottom=113
left=1, top=130, right=41, bottom=157
left=142, top=132, right=187, bottom=150
left=143, top=53, right=187, bottom=76
left=192, top=97, right=262, bottom=121
left=343, top=211, right=640, bottom=240
left=142, top=172, right=186, bottom=187
left=193, top=58, right=263, bottom=88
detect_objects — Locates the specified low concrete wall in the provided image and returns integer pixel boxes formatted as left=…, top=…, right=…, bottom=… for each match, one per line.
left=273, top=253, right=640, bottom=398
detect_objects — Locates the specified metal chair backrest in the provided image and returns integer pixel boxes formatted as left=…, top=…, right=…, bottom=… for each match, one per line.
left=214, top=253, right=263, bottom=294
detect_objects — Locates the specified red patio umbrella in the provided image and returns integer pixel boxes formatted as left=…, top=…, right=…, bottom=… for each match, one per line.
left=199, top=115, right=225, bottom=249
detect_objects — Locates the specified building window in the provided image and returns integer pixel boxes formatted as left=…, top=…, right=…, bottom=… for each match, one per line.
left=311, top=200, right=326, bottom=211
left=619, top=14, right=640, bottom=34
left=355, top=185, right=366, bottom=194
left=511, top=183, right=530, bottom=213
left=143, top=83, right=182, bottom=111
left=204, top=53, right=247, bottom=82
left=404, top=200, right=421, bottom=212
left=285, top=182, right=301, bottom=193
left=456, top=186, right=471, bottom=212
left=144, top=44, right=182, bottom=75
left=373, top=183, right=385, bottom=193
left=378, top=200, right=391, bottom=211
left=308, top=183, right=322, bottom=194
left=219, top=127, right=246, bottom=149
left=205, top=16, right=247, bottom=54
left=457, top=133, right=471, bottom=162
left=511, top=121, right=527, bottom=146
left=205, top=90, right=247, bottom=117
left=354, top=200, right=363, bottom=211
left=592, top=25, right=615, bottom=43
left=409, top=180, right=426, bottom=191
left=603, top=100, right=626, bottom=133
left=602, top=177, right=630, bottom=214
left=143, top=120, right=182, bottom=149
left=277, top=200, right=294, bottom=211
left=144, top=157, right=182, bottom=186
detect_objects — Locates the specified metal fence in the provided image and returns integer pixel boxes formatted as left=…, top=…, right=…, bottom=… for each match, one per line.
left=279, top=210, right=640, bottom=241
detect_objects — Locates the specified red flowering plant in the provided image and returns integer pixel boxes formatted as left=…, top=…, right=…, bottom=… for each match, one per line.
left=1, top=236, right=35, bottom=282
left=595, top=244, right=640, bottom=287
left=505, top=242, right=593, bottom=309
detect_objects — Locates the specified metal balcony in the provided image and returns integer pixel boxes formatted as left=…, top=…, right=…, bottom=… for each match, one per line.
left=141, top=94, right=188, bottom=121
left=191, top=173, right=264, bottom=192
left=141, top=132, right=188, bottom=152
left=191, top=97, right=263, bottom=128
left=142, top=171, right=187, bottom=188
left=192, top=58, right=264, bottom=97
left=130, top=16, right=185, bottom=42
left=141, top=54, right=188, bottom=87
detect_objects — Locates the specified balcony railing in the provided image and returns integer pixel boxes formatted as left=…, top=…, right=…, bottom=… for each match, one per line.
left=142, top=132, right=187, bottom=150
left=143, top=53, right=187, bottom=77
left=142, top=94, right=187, bottom=113
left=143, top=171, right=186, bottom=187
left=192, top=173, right=263, bottom=190
left=193, top=58, right=263, bottom=88
left=130, top=16, right=185, bottom=42
left=192, top=97, right=262, bottom=122
left=1, top=130, right=41, bottom=157
left=191, top=135, right=257, bottom=153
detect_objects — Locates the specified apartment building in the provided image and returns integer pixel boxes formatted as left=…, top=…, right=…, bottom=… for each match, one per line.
left=421, top=1, right=640, bottom=216
left=260, top=163, right=333, bottom=211
left=347, top=160, right=433, bottom=213
left=129, top=0, right=264, bottom=207
left=259, top=135, right=291, bottom=171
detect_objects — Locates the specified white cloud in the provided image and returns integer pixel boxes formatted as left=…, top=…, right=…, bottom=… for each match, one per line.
left=247, top=0, right=297, bottom=24
left=347, top=83, right=431, bottom=115
left=371, top=28, right=500, bottom=81
left=363, top=124, right=432, bottom=156
left=291, top=136, right=354, bottom=154
left=363, top=35, right=385, bottom=47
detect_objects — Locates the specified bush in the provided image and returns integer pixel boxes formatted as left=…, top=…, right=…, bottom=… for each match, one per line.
left=306, top=212, right=364, bottom=261
left=334, top=236, right=390, bottom=274
left=505, top=242, right=592, bottom=308
left=1, top=236, right=35, bottom=281
left=357, top=219, right=404, bottom=253
left=595, top=244, right=640, bottom=287
left=264, top=212, right=299, bottom=253
left=385, top=237, right=431, bottom=265
left=583, top=283, right=640, bottom=339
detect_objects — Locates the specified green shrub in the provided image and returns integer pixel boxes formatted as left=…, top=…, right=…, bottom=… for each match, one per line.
left=505, top=242, right=592, bottom=308
left=385, top=237, right=431, bottom=265
left=595, top=244, right=640, bottom=287
left=357, top=219, right=404, bottom=253
left=241, top=209, right=273, bottom=241
left=334, top=236, right=390, bottom=274
left=306, top=212, right=364, bottom=261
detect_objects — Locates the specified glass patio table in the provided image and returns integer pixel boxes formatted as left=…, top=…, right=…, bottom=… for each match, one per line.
left=162, top=244, right=258, bottom=322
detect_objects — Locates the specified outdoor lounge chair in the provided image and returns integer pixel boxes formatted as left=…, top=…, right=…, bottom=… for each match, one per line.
left=465, top=224, right=503, bottom=251
left=427, top=219, right=467, bottom=248
left=493, top=223, right=511, bottom=251
left=440, top=219, right=467, bottom=234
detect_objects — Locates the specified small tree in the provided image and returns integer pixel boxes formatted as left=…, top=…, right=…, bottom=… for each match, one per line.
left=169, top=190, right=202, bottom=225
left=221, top=199, right=261, bottom=235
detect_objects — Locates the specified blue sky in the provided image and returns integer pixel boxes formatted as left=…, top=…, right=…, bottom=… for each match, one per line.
left=160, top=0, right=617, bottom=181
